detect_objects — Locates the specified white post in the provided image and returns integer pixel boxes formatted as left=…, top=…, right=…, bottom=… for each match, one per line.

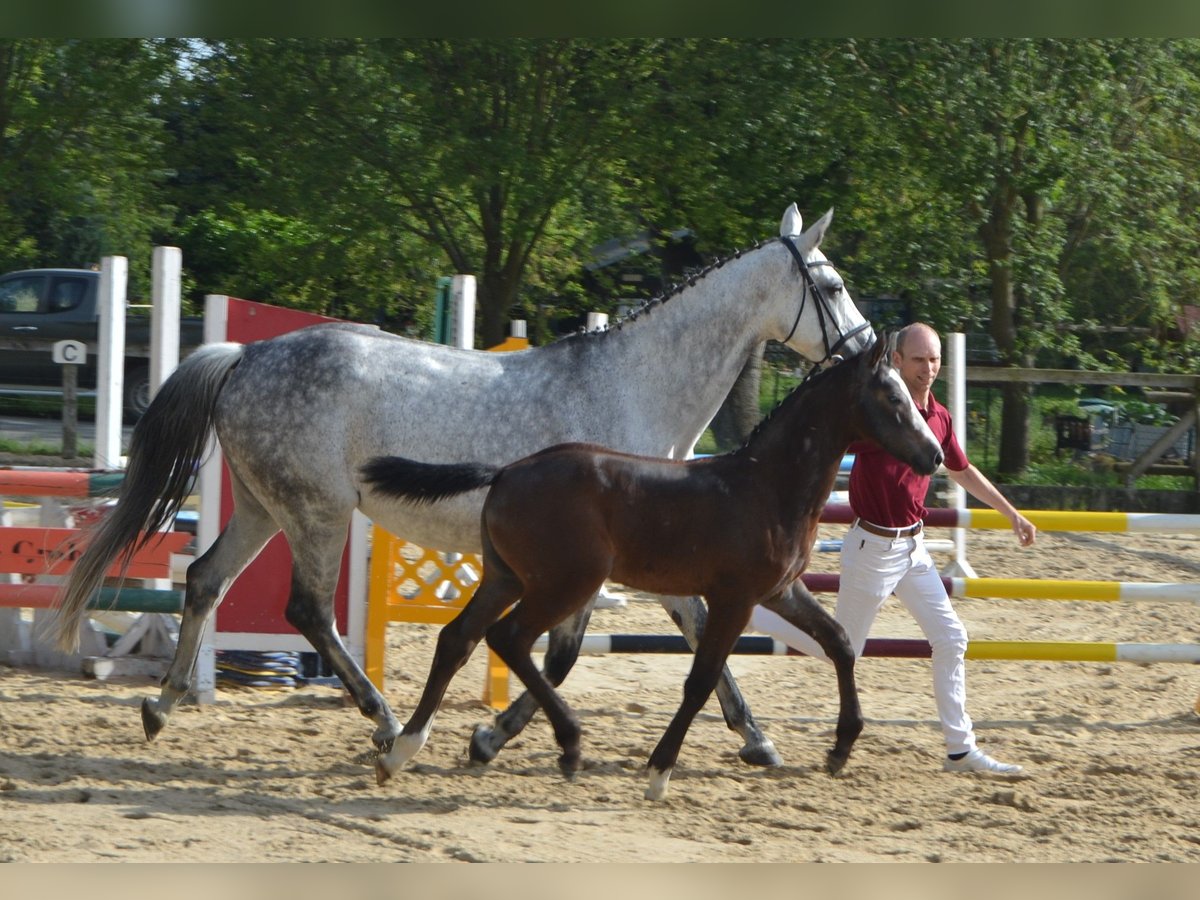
left=944, top=332, right=977, bottom=577
left=510, top=319, right=527, bottom=338
left=93, top=256, right=127, bottom=470
left=586, top=312, right=609, bottom=331
left=193, top=294, right=229, bottom=704
left=150, top=246, right=183, bottom=392
left=450, top=275, right=475, bottom=350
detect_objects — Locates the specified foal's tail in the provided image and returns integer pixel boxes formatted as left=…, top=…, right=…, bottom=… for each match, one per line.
left=48, top=343, right=245, bottom=652
left=360, top=456, right=500, bottom=506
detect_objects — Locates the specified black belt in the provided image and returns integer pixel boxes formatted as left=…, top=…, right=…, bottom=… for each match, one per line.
left=853, top=518, right=923, bottom=539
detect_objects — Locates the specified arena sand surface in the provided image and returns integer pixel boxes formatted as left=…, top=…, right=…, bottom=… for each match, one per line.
left=1, top=526, right=1198, bottom=863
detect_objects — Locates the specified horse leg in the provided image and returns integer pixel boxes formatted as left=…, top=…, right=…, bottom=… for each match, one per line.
left=484, top=596, right=590, bottom=778
left=279, top=523, right=405, bottom=761
left=646, top=599, right=751, bottom=801
left=377, top=570, right=523, bottom=784
left=658, top=594, right=782, bottom=768
left=141, top=492, right=278, bottom=741
left=468, top=600, right=594, bottom=765
left=760, top=581, right=862, bottom=775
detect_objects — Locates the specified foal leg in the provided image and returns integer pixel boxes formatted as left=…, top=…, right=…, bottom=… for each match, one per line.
left=376, top=571, right=522, bottom=784
left=468, top=600, right=594, bottom=765
left=484, top=594, right=593, bottom=778
left=760, top=581, right=862, bottom=775
left=141, top=496, right=278, bottom=741
left=659, top=594, right=782, bottom=767
left=646, top=599, right=752, bottom=801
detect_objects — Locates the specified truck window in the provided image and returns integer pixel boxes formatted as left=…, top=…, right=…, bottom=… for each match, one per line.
left=49, top=277, right=88, bottom=313
left=0, top=276, right=42, bottom=313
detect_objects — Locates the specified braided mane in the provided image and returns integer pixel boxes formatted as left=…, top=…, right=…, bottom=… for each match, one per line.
left=553, top=237, right=781, bottom=345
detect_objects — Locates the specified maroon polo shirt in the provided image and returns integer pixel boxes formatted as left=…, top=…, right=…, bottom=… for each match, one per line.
left=847, top=394, right=968, bottom=528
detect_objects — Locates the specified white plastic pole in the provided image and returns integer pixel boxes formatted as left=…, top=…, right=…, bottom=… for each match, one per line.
left=193, top=293, right=229, bottom=704
left=944, top=332, right=977, bottom=577
left=450, top=275, right=475, bottom=350
left=93, top=256, right=127, bottom=470
left=150, top=246, right=182, bottom=392
left=586, top=312, right=609, bottom=331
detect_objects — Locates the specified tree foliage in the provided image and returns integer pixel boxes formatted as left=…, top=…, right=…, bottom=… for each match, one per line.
left=2, top=38, right=1200, bottom=473
left=0, top=39, right=179, bottom=294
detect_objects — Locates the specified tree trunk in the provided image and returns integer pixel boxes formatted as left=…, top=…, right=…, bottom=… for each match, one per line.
left=980, top=194, right=1030, bottom=476
left=709, top=344, right=765, bottom=452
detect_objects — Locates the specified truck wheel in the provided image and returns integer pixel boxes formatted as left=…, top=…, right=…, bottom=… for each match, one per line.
left=124, top=366, right=152, bottom=420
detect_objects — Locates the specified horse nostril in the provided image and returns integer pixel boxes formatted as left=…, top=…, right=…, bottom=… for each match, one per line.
left=933, top=450, right=945, bottom=469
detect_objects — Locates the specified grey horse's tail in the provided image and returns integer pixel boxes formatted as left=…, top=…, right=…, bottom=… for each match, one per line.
left=360, top=456, right=500, bottom=507
left=48, top=343, right=245, bottom=651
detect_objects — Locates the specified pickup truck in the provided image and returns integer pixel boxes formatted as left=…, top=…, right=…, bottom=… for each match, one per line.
left=0, top=268, right=204, bottom=418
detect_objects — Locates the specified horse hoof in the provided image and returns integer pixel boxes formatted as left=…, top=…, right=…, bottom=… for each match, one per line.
left=371, top=727, right=398, bottom=757
left=140, top=698, right=167, bottom=742
left=558, top=753, right=581, bottom=779
left=375, top=756, right=397, bottom=786
left=825, top=750, right=850, bottom=777
left=468, top=725, right=499, bottom=766
left=739, top=739, right=782, bottom=768
left=644, top=767, right=671, bottom=801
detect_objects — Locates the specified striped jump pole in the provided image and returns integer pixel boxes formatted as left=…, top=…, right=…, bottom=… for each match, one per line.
left=0, top=469, right=124, bottom=498
left=530, top=634, right=1200, bottom=664
left=820, top=503, right=1200, bottom=534
left=0, top=583, right=182, bottom=613
left=799, top=573, right=1200, bottom=604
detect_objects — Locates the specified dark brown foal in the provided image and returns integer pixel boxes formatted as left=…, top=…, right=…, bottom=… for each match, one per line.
left=363, top=334, right=944, bottom=799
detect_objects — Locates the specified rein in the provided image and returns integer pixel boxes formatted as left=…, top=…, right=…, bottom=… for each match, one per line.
left=779, top=236, right=872, bottom=380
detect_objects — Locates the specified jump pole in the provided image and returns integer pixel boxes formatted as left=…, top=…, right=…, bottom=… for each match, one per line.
left=0, top=584, right=181, bottom=613
left=819, top=503, right=1200, bottom=535
left=798, top=572, right=1200, bottom=604
left=530, top=634, right=1200, bottom=664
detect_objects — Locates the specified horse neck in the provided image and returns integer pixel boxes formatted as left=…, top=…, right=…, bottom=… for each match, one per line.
left=741, top=368, right=857, bottom=515
left=588, top=245, right=796, bottom=451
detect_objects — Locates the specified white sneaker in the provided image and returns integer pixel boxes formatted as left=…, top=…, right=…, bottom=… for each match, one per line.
left=594, top=587, right=627, bottom=610
left=943, top=748, right=1023, bottom=775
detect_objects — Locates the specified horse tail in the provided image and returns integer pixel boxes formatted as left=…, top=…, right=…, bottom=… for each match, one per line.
left=360, top=456, right=500, bottom=506
left=48, top=343, right=245, bottom=652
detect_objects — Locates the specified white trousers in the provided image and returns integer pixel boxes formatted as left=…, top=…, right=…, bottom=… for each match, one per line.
left=750, top=524, right=975, bottom=755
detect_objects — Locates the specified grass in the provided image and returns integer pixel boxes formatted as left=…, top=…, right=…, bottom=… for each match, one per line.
left=0, top=395, right=98, bottom=459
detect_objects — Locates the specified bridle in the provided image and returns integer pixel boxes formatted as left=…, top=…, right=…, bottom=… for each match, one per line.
left=779, top=236, right=874, bottom=376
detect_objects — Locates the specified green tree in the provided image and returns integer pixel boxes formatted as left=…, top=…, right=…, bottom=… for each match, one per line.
left=0, top=39, right=180, bottom=290
left=837, top=39, right=1200, bottom=475
left=174, top=39, right=664, bottom=345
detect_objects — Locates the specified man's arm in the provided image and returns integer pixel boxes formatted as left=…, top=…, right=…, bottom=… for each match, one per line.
left=946, top=465, right=1037, bottom=546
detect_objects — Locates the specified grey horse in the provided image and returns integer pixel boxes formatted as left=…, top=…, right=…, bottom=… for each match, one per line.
left=51, top=204, right=874, bottom=777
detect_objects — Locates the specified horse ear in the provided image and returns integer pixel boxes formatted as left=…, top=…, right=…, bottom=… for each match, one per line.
left=869, top=330, right=890, bottom=367
left=779, top=203, right=803, bottom=238
left=797, top=208, right=833, bottom=252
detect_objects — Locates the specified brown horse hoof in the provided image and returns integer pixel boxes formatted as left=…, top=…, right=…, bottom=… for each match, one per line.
left=140, top=698, right=166, bottom=742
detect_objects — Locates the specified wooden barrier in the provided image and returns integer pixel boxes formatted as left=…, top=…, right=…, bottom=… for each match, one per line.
left=1, top=466, right=189, bottom=671
left=0, top=527, right=190, bottom=579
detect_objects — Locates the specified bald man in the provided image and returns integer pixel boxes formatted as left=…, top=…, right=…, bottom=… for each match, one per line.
left=753, top=323, right=1035, bottom=774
